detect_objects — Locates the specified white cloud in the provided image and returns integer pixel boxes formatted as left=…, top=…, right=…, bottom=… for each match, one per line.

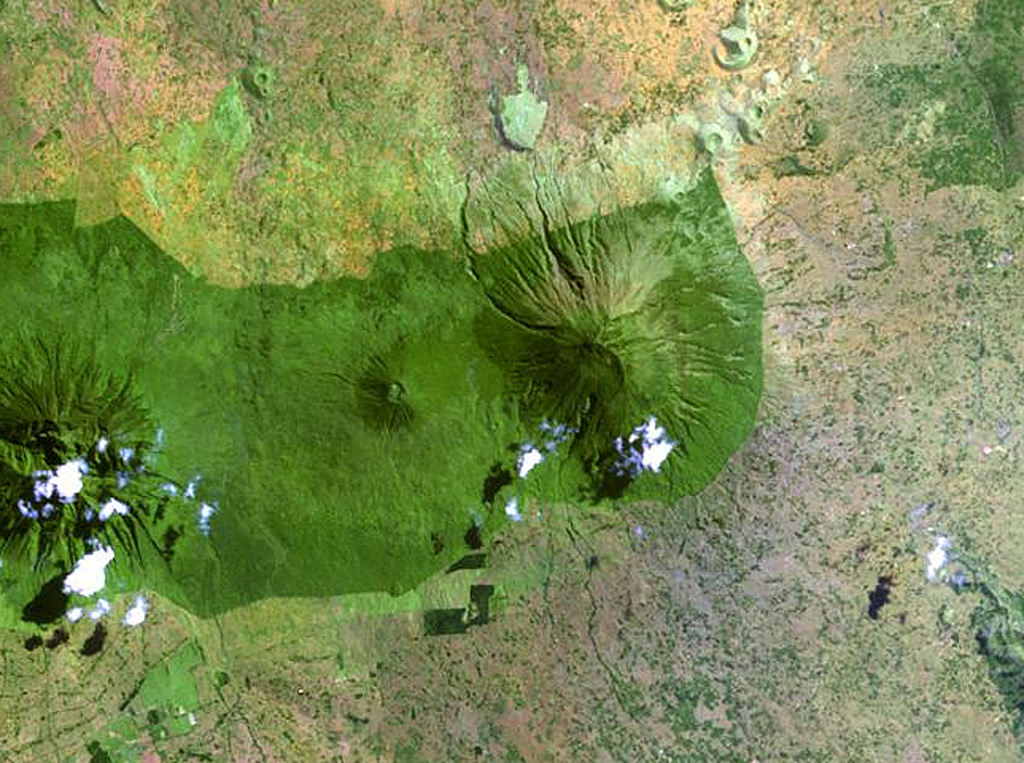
left=641, top=440, right=675, bottom=472
left=122, top=595, right=148, bottom=627
left=89, top=598, right=111, bottom=620
left=52, top=459, right=87, bottom=502
left=613, top=417, right=676, bottom=477
left=98, top=498, right=130, bottom=522
left=31, top=459, right=89, bottom=506
left=32, top=476, right=54, bottom=501
left=66, top=607, right=83, bottom=622
left=504, top=496, right=523, bottom=522
left=63, top=545, right=115, bottom=597
left=926, top=536, right=952, bottom=582
left=537, top=420, right=575, bottom=455
left=640, top=416, right=666, bottom=444
left=17, top=499, right=38, bottom=519
left=517, top=446, right=544, bottom=478
left=197, top=502, right=217, bottom=536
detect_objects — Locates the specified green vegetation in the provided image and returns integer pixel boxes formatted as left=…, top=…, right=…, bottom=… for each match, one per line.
left=86, top=717, right=143, bottom=763
left=948, top=554, right=1024, bottom=753
left=0, top=336, right=155, bottom=567
left=241, top=63, right=276, bottom=100
left=130, top=639, right=203, bottom=739
left=471, top=168, right=763, bottom=501
left=0, top=204, right=510, bottom=615
left=657, top=0, right=695, bottom=11
left=0, top=166, right=762, bottom=616
left=862, top=0, right=1024, bottom=191
left=863, top=63, right=1006, bottom=190
left=0, top=331, right=194, bottom=629
left=348, top=353, right=417, bottom=433
left=967, top=0, right=1024, bottom=184
left=496, top=64, right=549, bottom=151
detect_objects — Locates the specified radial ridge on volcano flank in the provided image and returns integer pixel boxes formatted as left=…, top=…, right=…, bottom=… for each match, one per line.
left=465, top=166, right=764, bottom=500
left=348, top=353, right=417, bottom=434
left=0, top=334, right=157, bottom=570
